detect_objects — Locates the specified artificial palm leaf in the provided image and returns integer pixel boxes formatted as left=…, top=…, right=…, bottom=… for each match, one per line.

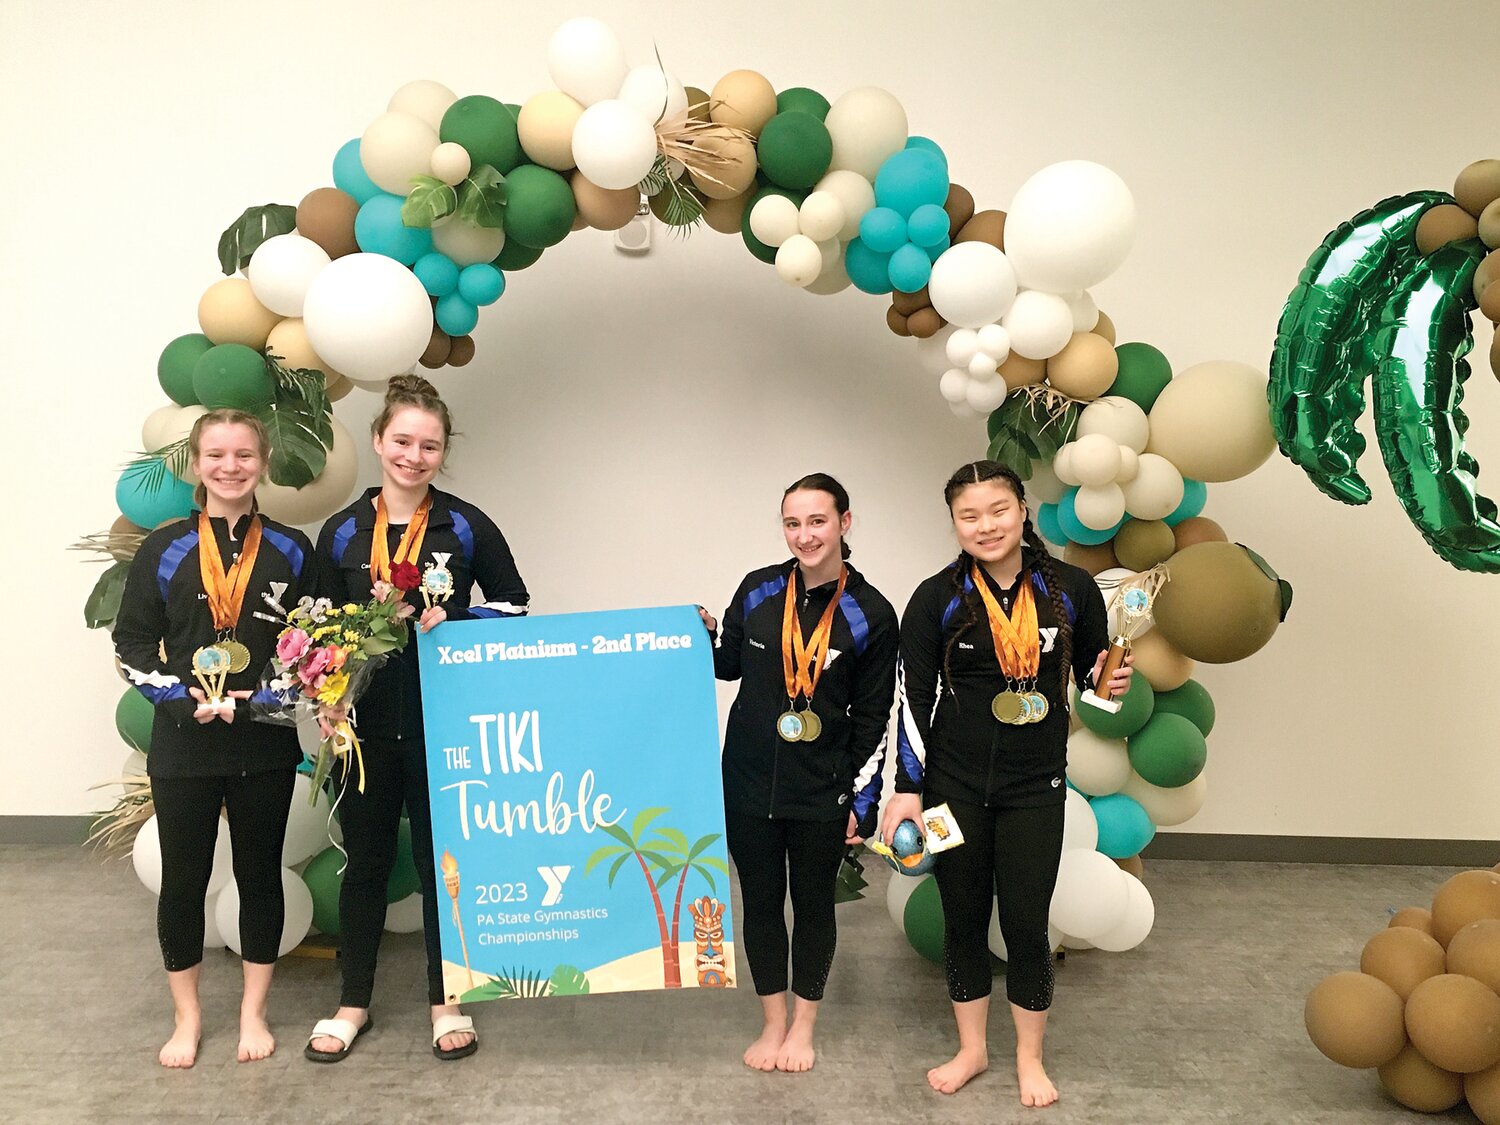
left=217, top=204, right=297, bottom=275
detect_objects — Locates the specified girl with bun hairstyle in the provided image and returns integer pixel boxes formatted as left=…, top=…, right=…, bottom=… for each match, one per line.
left=305, top=375, right=529, bottom=1063
left=113, top=410, right=316, bottom=1067
left=881, top=460, right=1130, bottom=1104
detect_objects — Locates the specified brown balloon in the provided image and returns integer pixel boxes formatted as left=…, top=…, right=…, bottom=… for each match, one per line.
left=999, top=352, right=1045, bottom=390
left=570, top=171, right=640, bottom=231
left=955, top=209, right=1005, bottom=250
left=1433, top=870, right=1500, bottom=948
left=892, top=287, right=929, bottom=316
left=683, top=86, right=711, bottom=122
left=1466, top=1060, right=1500, bottom=1125
left=943, top=183, right=975, bottom=238
left=1303, top=971, right=1407, bottom=1069
left=446, top=335, right=476, bottom=367
left=1063, top=539, right=1120, bottom=576
left=1447, top=919, right=1500, bottom=995
left=296, top=188, right=360, bottom=259
left=1115, top=519, right=1176, bottom=571
left=1153, top=542, right=1287, bottom=664
left=325, top=373, right=353, bottom=402
left=1391, top=907, right=1437, bottom=938
left=1359, top=925, right=1446, bottom=1000
left=1415, top=204, right=1481, bottom=254
left=1377, top=1044, right=1465, bottom=1114
left=1129, top=629, right=1194, bottom=692
left=1476, top=249, right=1500, bottom=302
left=886, top=306, right=912, bottom=337
left=702, top=190, right=751, bottom=235
left=1091, top=310, right=1117, bottom=345
left=1454, top=159, right=1500, bottom=219
left=1171, top=516, right=1228, bottom=553
left=108, top=515, right=149, bottom=562
left=1114, top=854, right=1144, bottom=880
left=907, top=307, right=945, bottom=339
left=420, top=328, right=452, bottom=368
left=1490, top=333, right=1500, bottom=383
left=1405, top=973, right=1500, bottom=1073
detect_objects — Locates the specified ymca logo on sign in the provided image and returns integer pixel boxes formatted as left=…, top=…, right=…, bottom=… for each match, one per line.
left=538, top=865, right=572, bottom=906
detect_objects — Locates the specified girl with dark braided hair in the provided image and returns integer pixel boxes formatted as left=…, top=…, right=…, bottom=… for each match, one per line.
left=881, top=459, right=1130, bottom=1104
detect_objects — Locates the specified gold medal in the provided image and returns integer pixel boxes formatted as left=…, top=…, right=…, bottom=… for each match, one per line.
left=223, top=639, right=252, bottom=674
left=991, top=691, right=1025, bottom=724
left=777, top=711, right=806, bottom=742
left=798, top=710, right=823, bottom=742
left=1028, top=692, right=1049, bottom=723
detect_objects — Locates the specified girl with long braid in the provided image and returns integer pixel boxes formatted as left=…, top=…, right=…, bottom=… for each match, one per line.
left=881, top=459, right=1130, bottom=1104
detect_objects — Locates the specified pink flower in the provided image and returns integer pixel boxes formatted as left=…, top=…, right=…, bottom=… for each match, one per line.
left=372, top=580, right=395, bottom=603
left=394, top=601, right=416, bottom=622
left=300, top=646, right=335, bottom=680
left=277, top=628, right=312, bottom=666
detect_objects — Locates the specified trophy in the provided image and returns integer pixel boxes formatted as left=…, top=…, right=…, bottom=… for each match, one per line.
left=1080, top=569, right=1167, bottom=714
left=422, top=552, right=455, bottom=610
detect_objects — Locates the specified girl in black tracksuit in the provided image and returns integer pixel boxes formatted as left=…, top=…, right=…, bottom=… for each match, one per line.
left=305, top=375, right=528, bottom=1065
left=882, top=459, right=1124, bottom=1104
left=113, top=409, right=314, bottom=1068
left=706, top=473, right=897, bottom=1074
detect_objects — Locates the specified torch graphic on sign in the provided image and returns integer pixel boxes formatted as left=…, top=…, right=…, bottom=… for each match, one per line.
left=440, top=849, right=475, bottom=992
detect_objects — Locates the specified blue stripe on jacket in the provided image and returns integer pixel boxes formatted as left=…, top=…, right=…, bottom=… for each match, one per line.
left=742, top=574, right=788, bottom=620
left=157, top=530, right=199, bottom=602
left=450, top=510, right=476, bottom=564
left=330, top=516, right=357, bottom=567
left=838, top=591, right=870, bottom=656
left=259, top=526, right=305, bottom=579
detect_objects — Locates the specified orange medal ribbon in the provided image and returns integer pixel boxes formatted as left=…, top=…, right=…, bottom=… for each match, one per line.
left=971, top=564, right=1040, bottom=681
left=780, top=566, right=848, bottom=703
left=370, top=493, right=432, bottom=583
left=197, top=512, right=263, bottom=632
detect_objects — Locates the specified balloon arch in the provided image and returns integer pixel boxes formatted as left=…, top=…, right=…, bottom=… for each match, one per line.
left=88, top=17, right=1293, bottom=966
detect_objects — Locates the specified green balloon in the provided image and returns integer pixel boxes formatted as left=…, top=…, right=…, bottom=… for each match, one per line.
left=1154, top=679, right=1216, bottom=736
left=439, top=95, right=523, bottom=175
left=493, top=238, right=543, bottom=272
left=302, top=844, right=345, bottom=935
left=387, top=816, right=421, bottom=902
left=158, top=334, right=211, bottom=406
left=1108, top=342, right=1173, bottom=412
left=902, top=875, right=945, bottom=964
left=503, top=165, right=576, bottom=249
left=1075, top=675, right=1154, bottom=739
left=740, top=184, right=806, bottom=265
left=115, top=688, right=153, bottom=753
left=756, top=112, right=833, bottom=191
left=1126, top=712, right=1207, bottom=788
left=192, top=344, right=273, bottom=410
left=776, top=87, right=830, bottom=120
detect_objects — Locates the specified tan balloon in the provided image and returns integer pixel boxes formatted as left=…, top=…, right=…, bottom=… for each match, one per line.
left=1447, top=919, right=1500, bottom=995
left=709, top=70, right=777, bottom=136
left=702, top=189, right=752, bottom=235
left=518, top=91, right=585, bottom=171
left=1114, top=519, right=1175, bottom=570
left=955, top=209, right=1006, bottom=250
left=999, top=352, right=1046, bottom=390
left=296, top=188, right=360, bottom=260
left=1360, top=926, right=1447, bottom=1001
left=325, top=374, right=353, bottom=402
left=1467, top=1061, right=1500, bottom=1124
left=1154, top=542, right=1285, bottom=664
left=1171, top=516, right=1228, bottom=553
left=256, top=416, right=359, bottom=528
left=108, top=515, right=149, bottom=561
left=1120, top=770, right=1206, bottom=827
left=1433, top=870, right=1500, bottom=948
left=1046, top=332, right=1118, bottom=399
left=1455, top=159, right=1500, bottom=219
left=571, top=171, right=640, bottom=231
left=1416, top=203, right=1481, bottom=254
left=266, top=318, right=343, bottom=382
left=198, top=278, right=279, bottom=348
left=1377, top=1044, right=1464, bottom=1114
left=1405, top=974, right=1500, bottom=1073
left=1303, top=971, right=1407, bottom=1069
left=1063, top=539, right=1120, bottom=576
left=683, top=86, right=711, bottom=122
left=1092, top=310, right=1116, bottom=344
left=688, top=131, right=758, bottom=200
left=432, top=219, right=505, bottom=268
left=1129, top=628, right=1194, bottom=691
left=1146, top=360, right=1275, bottom=482
left=1477, top=249, right=1500, bottom=302
left=1115, top=854, right=1145, bottom=880
left=1482, top=281, right=1500, bottom=324
left=1390, top=907, right=1435, bottom=936
left=1480, top=199, right=1500, bottom=251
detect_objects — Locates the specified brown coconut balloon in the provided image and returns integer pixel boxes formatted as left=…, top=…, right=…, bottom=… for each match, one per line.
left=955, top=209, right=1005, bottom=250
left=1153, top=542, right=1288, bottom=664
left=1063, top=539, right=1120, bottom=576
left=1433, top=870, right=1500, bottom=948
left=1480, top=198, right=1500, bottom=251
left=1490, top=333, right=1500, bottom=382
left=702, top=189, right=752, bottom=235
left=907, top=307, right=945, bottom=338
left=1405, top=973, right=1500, bottom=1073
left=886, top=306, right=912, bottom=338
left=1466, top=1060, right=1500, bottom=1125
left=1091, top=310, right=1117, bottom=344
left=108, top=515, right=148, bottom=562
left=1481, top=281, right=1500, bottom=325
left=297, top=188, right=360, bottom=259
left=1115, top=854, right=1145, bottom=880
left=1114, top=520, right=1175, bottom=571
left=888, top=287, right=945, bottom=339
left=1415, top=204, right=1480, bottom=254
left=1359, top=926, right=1447, bottom=1001
left=1377, top=1044, right=1465, bottom=1114
left=1390, top=907, right=1436, bottom=938
left=1455, top=159, right=1500, bottom=219
left=1476, top=249, right=1500, bottom=302
left=419, top=328, right=452, bottom=369
left=1304, top=971, right=1407, bottom=1069
left=446, top=335, right=476, bottom=367
left=1447, top=919, right=1500, bottom=994
left=943, top=183, right=975, bottom=237
left=1171, top=516, right=1228, bottom=553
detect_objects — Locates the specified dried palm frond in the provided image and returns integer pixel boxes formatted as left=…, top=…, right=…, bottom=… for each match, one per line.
left=70, top=526, right=148, bottom=566
left=124, top=438, right=192, bottom=491
left=652, top=109, right=755, bottom=197
left=1017, top=383, right=1087, bottom=434
left=85, top=775, right=154, bottom=859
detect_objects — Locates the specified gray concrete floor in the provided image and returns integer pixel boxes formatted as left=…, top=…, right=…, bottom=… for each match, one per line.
left=0, top=846, right=1480, bottom=1124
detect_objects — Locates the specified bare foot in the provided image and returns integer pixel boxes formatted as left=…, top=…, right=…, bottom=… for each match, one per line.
left=431, top=1003, right=474, bottom=1054
left=774, top=1020, right=816, bottom=1073
left=309, top=1006, right=367, bottom=1055
left=237, top=1013, right=275, bottom=1062
left=927, top=1047, right=989, bottom=1094
left=1017, top=1055, right=1057, bottom=1107
left=159, top=1015, right=201, bottom=1069
left=743, top=1022, right=787, bottom=1071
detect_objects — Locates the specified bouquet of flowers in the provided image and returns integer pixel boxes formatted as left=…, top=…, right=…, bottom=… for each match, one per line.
left=258, top=574, right=417, bottom=799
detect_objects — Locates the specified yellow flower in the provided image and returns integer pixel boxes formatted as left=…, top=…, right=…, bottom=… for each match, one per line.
left=312, top=626, right=337, bottom=640
left=342, top=603, right=360, bottom=615
left=343, top=630, right=361, bottom=644
left=316, top=671, right=350, bottom=705
left=325, top=607, right=343, bottom=618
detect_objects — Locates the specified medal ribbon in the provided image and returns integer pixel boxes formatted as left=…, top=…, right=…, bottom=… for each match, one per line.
left=197, top=512, right=263, bottom=632
left=971, top=564, right=1040, bottom=681
left=370, top=493, right=433, bottom=583
left=780, top=566, right=847, bottom=703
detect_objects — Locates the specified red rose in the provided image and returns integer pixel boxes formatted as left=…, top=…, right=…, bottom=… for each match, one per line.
left=390, top=562, right=421, bottom=592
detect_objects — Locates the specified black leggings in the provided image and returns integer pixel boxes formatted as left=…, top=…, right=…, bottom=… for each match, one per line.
left=725, top=813, right=846, bottom=1001
left=152, top=769, right=296, bottom=972
left=930, top=797, right=1064, bottom=1010
left=335, top=735, right=444, bottom=1007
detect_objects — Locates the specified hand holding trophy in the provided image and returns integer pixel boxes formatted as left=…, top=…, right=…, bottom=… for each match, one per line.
left=1081, top=568, right=1168, bottom=714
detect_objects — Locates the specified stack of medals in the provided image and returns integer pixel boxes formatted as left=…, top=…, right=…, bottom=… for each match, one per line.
left=971, top=564, right=1048, bottom=725
left=371, top=493, right=432, bottom=588
left=193, top=511, right=262, bottom=703
left=422, top=551, right=455, bottom=609
left=776, top=566, right=847, bottom=743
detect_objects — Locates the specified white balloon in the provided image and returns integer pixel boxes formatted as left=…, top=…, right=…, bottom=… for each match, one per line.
left=429, top=142, right=471, bottom=186
left=282, top=774, right=338, bottom=866
left=1066, top=728, right=1132, bottom=796
left=775, top=234, right=823, bottom=287
left=205, top=817, right=233, bottom=895
left=1052, top=443, right=1081, bottom=486
left=813, top=169, right=876, bottom=241
left=805, top=247, right=852, bottom=295
left=616, top=64, right=688, bottom=125
left=546, top=18, right=629, bottom=107
left=360, top=112, right=440, bottom=197
left=122, top=749, right=148, bottom=777
left=946, top=328, right=980, bottom=367
left=1067, top=290, right=1100, bottom=332
left=256, top=416, right=360, bottom=528
left=385, top=892, right=426, bottom=933
left=1090, top=873, right=1155, bottom=952
left=131, top=814, right=231, bottom=897
left=967, top=352, right=999, bottom=380
left=388, top=80, right=458, bottom=132
left=1069, top=432, right=1124, bottom=487
left=928, top=243, right=1018, bottom=329
left=1003, top=290, right=1075, bottom=360
left=1006, top=161, right=1136, bottom=293
left=748, top=194, right=801, bottom=248
left=824, top=87, right=908, bottom=180
left=1120, top=453, right=1186, bottom=520
left=948, top=400, right=979, bottom=419
left=965, top=375, right=1008, bottom=413
left=885, top=866, right=923, bottom=927
left=976, top=323, right=1011, bottom=361
left=1078, top=396, right=1150, bottom=454
left=303, top=253, right=433, bottom=381
left=798, top=191, right=845, bottom=243
left=1024, top=459, right=1066, bottom=505
left=916, top=325, right=957, bottom=376
left=431, top=218, right=505, bottom=267
left=1123, top=770, right=1207, bottom=827
left=215, top=869, right=314, bottom=958
left=1117, top=447, right=1140, bottom=483
left=571, top=99, right=659, bottom=190
left=1075, top=484, right=1126, bottom=530
left=202, top=890, right=225, bottom=950
left=247, top=233, right=330, bottom=318
left=1049, top=849, right=1129, bottom=940
left=939, top=367, right=970, bottom=404
left=1062, top=787, right=1098, bottom=852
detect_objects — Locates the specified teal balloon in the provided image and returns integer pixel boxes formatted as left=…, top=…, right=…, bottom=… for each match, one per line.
left=414, top=252, right=460, bottom=297
left=1154, top=679, right=1216, bottom=736
left=1090, top=794, right=1155, bottom=858
left=904, top=136, right=949, bottom=176
left=1057, top=487, right=1123, bottom=545
left=756, top=111, right=833, bottom=191
left=355, top=193, right=432, bottom=265
left=116, top=460, right=194, bottom=528
left=775, top=87, right=830, bottom=120
left=302, top=845, right=345, bottom=935
left=115, top=688, right=153, bottom=753
left=458, top=263, right=505, bottom=306
left=388, top=817, right=420, bottom=902
left=907, top=203, right=950, bottom=249
left=1036, top=502, right=1066, bottom=545
left=901, top=874, right=945, bottom=964
left=923, top=235, right=951, bottom=262
left=1164, top=479, right=1207, bottom=526
left=874, top=148, right=948, bottom=218
left=435, top=293, right=479, bottom=336
left=493, top=239, right=543, bottom=271
left=333, top=138, right=381, bottom=205
left=1108, top=342, right=1173, bottom=411
left=1127, top=712, right=1208, bottom=788
left=157, top=334, right=212, bottom=406
left=1076, top=675, right=1155, bottom=739
left=859, top=207, right=907, bottom=254
left=888, top=243, right=932, bottom=293
left=844, top=239, right=894, bottom=294
left=502, top=165, right=575, bottom=249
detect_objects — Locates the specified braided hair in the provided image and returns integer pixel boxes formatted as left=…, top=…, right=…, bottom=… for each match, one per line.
left=942, top=460, right=1075, bottom=709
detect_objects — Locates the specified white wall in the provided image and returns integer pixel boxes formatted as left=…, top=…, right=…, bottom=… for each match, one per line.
left=6, top=0, right=1497, bottom=838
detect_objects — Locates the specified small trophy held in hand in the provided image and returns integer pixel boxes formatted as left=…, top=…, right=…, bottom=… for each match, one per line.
left=1081, top=570, right=1165, bottom=714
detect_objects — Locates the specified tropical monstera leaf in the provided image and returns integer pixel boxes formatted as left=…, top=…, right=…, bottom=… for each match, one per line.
left=217, top=204, right=297, bottom=275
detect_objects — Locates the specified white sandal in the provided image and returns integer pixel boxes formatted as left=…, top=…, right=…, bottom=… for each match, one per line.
left=432, top=1013, right=478, bottom=1061
left=304, top=1016, right=372, bottom=1063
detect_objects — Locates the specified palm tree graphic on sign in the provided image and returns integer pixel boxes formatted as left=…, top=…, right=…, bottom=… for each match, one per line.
left=585, top=806, right=728, bottom=988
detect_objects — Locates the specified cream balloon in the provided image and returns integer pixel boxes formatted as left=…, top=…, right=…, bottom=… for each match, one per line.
left=255, top=416, right=360, bottom=527
left=798, top=191, right=845, bottom=243
left=1005, top=160, right=1136, bottom=292
left=749, top=194, right=801, bottom=248
left=431, top=219, right=505, bottom=267
left=1002, top=290, right=1074, bottom=360
left=1052, top=443, right=1081, bottom=486
left=142, top=404, right=206, bottom=463
left=1078, top=396, right=1150, bottom=453
left=384, top=892, right=425, bottom=934
left=928, top=243, right=1018, bottom=329
left=1117, top=446, right=1140, bottom=483
left=825, top=87, right=908, bottom=180
left=1062, top=787, right=1099, bottom=852
left=1066, top=727, right=1132, bottom=796
left=1146, top=360, right=1277, bottom=482
left=429, top=141, right=471, bottom=185
left=1025, top=459, right=1066, bottom=504
left=805, top=250, right=852, bottom=295
left=302, top=253, right=433, bottom=381
left=1120, top=453, right=1185, bottom=520
left=774, top=234, right=823, bottom=287
left=617, top=64, right=688, bottom=125
left=360, top=112, right=440, bottom=196
left=546, top=17, right=629, bottom=107
left=813, top=169, right=876, bottom=241
left=388, top=79, right=458, bottom=132
left=247, top=233, right=330, bottom=318
left=571, top=99, right=659, bottom=190
left=1075, top=482, right=1127, bottom=530
left=517, top=91, right=584, bottom=171
left=1069, top=432, right=1124, bottom=487
left=1122, top=770, right=1207, bottom=827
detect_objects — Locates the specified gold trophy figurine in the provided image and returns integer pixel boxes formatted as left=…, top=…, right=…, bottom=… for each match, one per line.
left=441, top=850, right=475, bottom=993
left=1080, top=570, right=1167, bottom=715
